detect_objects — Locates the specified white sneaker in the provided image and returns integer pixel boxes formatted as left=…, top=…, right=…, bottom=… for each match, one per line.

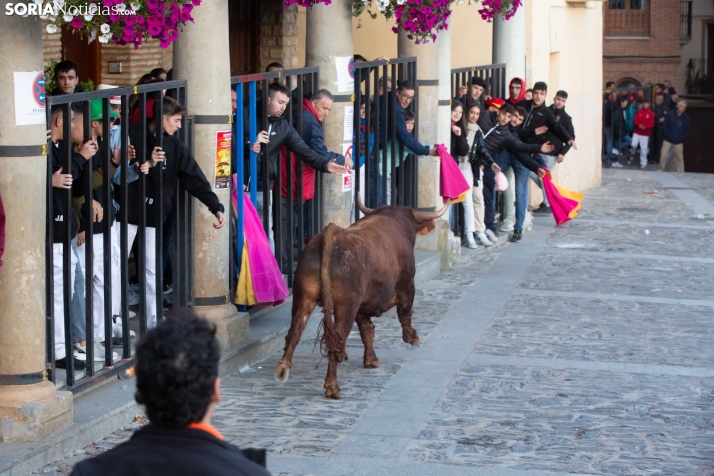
left=485, top=229, right=498, bottom=243
left=94, top=342, right=120, bottom=363
left=611, top=162, right=623, bottom=168
left=500, top=218, right=515, bottom=233
left=74, top=342, right=118, bottom=362
left=112, top=317, right=136, bottom=339
left=640, top=163, right=647, bottom=169
left=612, top=148, right=619, bottom=155
left=127, top=289, right=139, bottom=306
left=466, top=234, right=478, bottom=249
left=72, top=349, right=86, bottom=362
left=476, top=233, right=493, bottom=247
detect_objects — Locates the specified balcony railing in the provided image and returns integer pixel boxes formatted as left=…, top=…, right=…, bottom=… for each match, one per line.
left=680, top=1, right=693, bottom=39
left=604, top=0, right=650, bottom=37
left=686, top=59, right=714, bottom=95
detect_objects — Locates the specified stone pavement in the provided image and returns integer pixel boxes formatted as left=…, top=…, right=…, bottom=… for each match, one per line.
left=39, top=169, right=714, bottom=475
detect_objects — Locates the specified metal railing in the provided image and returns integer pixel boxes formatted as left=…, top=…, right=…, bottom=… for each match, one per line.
left=680, top=1, right=692, bottom=39
left=230, top=67, right=321, bottom=292
left=352, top=57, right=419, bottom=221
left=46, top=80, right=193, bottom=391
left=451, top=64, right=507, bottom=105
left=686, top=59, right=713, bottom=94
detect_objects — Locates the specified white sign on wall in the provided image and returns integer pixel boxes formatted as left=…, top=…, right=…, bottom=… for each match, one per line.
left=14, top=72, right=46, bottom=126
left=343, top=105, right=354, bottom=141
left=335, top=56, right=355, bottom=93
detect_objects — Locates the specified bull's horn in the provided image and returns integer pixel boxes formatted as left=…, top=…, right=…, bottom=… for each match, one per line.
left=356, top=193, right=375, bottom=215
left=413, top=200, right=450, bottom=221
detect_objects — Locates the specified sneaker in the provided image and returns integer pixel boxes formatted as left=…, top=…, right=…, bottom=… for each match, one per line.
left=611, top=162, right=623, bottom=168
left=499, top=218, right=515, bottom=233
left=511, top=230, right=523, bottom=243
left=127, top=289, right=139, bottom=306
left=466, top=234, right=478, bottom=249
left=611, top=148, right=619, bottom=155
left=95, top=342, right=120, bottom=363
left=163, top=283, right=173, bottom=295
left=626, top=157, right=632, bottom=165
left=485, top=229, right=498, bottom=243
left=640, top=163, right=647, bottom=169
left=75, top=342, right=116, bottom=362
left=112, top=317, right=136, bottom=339
left=129, top=281, right=139, bottom=292
left=532, top=204, right=550, bottom=215
left=476, top=232, right=493, bottom=247
left=72, top=349, right=86, bottom=362
left=55, top=356, right=86, bottom=370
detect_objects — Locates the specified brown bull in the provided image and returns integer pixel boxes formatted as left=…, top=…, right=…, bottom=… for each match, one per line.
left=274, top=196, right=449, bottom=399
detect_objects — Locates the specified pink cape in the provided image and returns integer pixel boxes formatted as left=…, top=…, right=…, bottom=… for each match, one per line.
left=542, top=171, right=584, bottom=226
left=232, top=178, right=289, bottom=306
left=437, top=144, right=470, bottom=204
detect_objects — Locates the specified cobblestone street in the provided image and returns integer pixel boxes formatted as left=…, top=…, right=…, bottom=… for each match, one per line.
left=39, top=169, right=714, bottom=476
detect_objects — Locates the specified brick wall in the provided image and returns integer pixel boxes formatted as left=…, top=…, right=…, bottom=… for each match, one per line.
left=100, top=40, right=172, bottom=87
left=258, top=0, right=298, bottom=71
left=603, top=0, right=681, bottom=87
left=41, top=20, right=62, bottom=68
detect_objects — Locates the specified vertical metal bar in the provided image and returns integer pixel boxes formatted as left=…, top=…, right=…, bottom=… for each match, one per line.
left=101, top=98, right=113, bottom=367
left=137, top=93, right=147, bottom=337
left=62, top=104, right=75, bottom=386
left=82, top=100, right=95, bottom=376
left=248, top=82, right=258, bottom=206
left=235, top=83, right=245, bottom=296
left=286, top=74, right=295, bottom=285
left=46, top=103, right=55, bottom=383
left=260, top=80, right=270, bottom=239
left=154, top=94, right=164, bottom=331
left=119, top=95, right=130, bottom=359
left=274, top=79, right=284, bottom=277
left=412, top=60, right=419, bottom=208
left=296, top=75, right=304, bottom=257
left=353, top=68, right=362, bottom=221
left=381, top=64, right=389, bottom=206
left=389, top=63, right=397, bottom=206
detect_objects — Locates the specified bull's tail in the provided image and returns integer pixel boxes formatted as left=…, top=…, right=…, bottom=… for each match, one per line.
left=319, top=223, right=345, bottom=361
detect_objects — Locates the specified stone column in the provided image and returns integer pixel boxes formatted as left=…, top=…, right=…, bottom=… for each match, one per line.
left=0, top=15, right=72, bottom=441
left=173, top=0, right=247, bottom=349
left=492, top=9, right=526, bottom=80
left=399, top=29, right=457, bottom=266
left=306, top=0, right=353, bottom=228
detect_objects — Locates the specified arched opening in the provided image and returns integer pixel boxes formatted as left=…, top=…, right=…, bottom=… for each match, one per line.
left=616, top=77, right=641, bottom=88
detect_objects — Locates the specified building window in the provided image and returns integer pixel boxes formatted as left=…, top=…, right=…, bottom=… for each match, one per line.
left=680, top=1, right=693, bottom=39
left=605, top=0, right=650, bottom=37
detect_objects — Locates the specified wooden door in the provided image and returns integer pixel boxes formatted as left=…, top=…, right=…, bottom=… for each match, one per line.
left=229, top=0, right=259, bottom=76
left=61, top=26, right=101, bottom=88
left=708, top=23, right=714, bottom=77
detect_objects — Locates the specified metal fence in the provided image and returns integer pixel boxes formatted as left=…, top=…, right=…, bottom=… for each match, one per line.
left=230, top=67, right=321, bottom=291
left=352, top=57, right=419, bottom=221
left=46, top=80, right=193, bottom=391
left=451, top=64, right=507, bottom=105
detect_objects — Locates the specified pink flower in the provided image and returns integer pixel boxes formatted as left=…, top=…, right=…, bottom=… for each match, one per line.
left=148, top=24, right=162, bottom=36
left=192, top=0, right=201, bottom=5
left=70, top=16, right=83, bottom=28
left=147, top=0, right=159, bottom=8
left=159, top=38, right=171, bottom=48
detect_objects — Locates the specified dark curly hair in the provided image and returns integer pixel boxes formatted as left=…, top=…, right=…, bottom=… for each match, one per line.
left=135, top=309, right=220, bottom=428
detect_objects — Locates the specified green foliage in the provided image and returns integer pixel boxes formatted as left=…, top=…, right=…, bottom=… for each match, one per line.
left=44, top=60, right=58, bottom=96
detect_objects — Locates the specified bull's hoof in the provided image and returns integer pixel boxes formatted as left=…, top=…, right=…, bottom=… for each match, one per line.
left=325, top=386, right=343, bottom=399
left=403, top=335, right=420, bottom=346
left=364, top=359, right=380, bottom=368
left=274, top=364, right=291, bottom=383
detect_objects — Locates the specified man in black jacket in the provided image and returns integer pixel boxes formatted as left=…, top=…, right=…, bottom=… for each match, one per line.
left=482, top=104, right=552, bottom=243
left=247, top=83, right=348, bottom=249
left=550, top=90, right=576, bottom=161
left=519, top=82, right=576, bottom=215
left=128, top=97, right=226, bottom=330
left=70, top=309, right=270, bottom=476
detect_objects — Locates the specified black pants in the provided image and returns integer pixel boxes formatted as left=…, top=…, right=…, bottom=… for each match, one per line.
left=482, top=166, right=496, bottom=233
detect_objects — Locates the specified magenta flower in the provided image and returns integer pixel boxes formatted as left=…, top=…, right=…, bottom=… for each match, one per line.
left=148, top=24, right=162, bottom=36
left=70, top=16, right=83, bottom=28
left=192, top=0, right=201, bottom=5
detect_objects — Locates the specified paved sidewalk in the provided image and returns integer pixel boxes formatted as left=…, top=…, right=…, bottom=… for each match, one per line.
left=39, top=169, right=714, bottom=475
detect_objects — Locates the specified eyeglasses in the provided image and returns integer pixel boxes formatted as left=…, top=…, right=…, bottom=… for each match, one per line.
left=399, top=92, right=415, bottom=102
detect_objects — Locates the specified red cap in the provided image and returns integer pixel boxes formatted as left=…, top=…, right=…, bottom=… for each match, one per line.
left=486, top=97, right=506, bottom=109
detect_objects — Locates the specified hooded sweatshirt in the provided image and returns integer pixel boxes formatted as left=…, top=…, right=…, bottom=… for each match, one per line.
left=508, top=78, right=527, bottom=107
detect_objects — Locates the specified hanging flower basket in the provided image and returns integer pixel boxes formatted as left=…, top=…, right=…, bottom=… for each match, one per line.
left=42, top=0, right=202, bottom=50
left=284, top=0, right=521, bottom=44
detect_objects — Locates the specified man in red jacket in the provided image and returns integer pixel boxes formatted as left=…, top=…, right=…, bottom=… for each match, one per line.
left=632, top=99, right=655, bottom=169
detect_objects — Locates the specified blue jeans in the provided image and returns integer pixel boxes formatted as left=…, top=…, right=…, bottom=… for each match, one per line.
left=603, top=128, right=613, bottom=159
left=614, top=135, right=632, bottom=162
left=496, top=150, right=531, bottom=232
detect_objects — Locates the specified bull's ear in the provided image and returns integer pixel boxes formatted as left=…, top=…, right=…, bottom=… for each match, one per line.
left=418, top=220, right=436, bottom=235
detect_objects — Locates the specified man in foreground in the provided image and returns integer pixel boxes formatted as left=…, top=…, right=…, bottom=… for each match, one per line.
left=70, top=309, right=270, bottom=476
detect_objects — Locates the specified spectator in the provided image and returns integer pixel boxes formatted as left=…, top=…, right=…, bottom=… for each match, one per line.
left=463, top=104, right=494, bottom=247
left=663, top=80, right=677, bottom=111
left=632, top=99, right=655, bottom=169
left=651, top=93, right=668, bottom=163
left=458, top=77, right=487, bottom=110
left=247, top=83, right=348, bottom=249
left=518, top=81, right=575, bottom=214
left=150, top=68, right=168, bottom=81
left=507, top=77, right=527, bottom=108
left=377, top=81, right=437, bottom=207
left=549, top=90, right=576, bottom=165
left=611, top=96, right=632, bottom=168
left=354, top=54, right=367, bottom=63
left=128, top=97, right=226, bottom=329
left=70, top=101, right=123, bottom=363
left=485, top=97, right=505, bottom=112
left=54, top=60, right=82, bottom=95
left=524, top=88, right=533, bottom=103
left=449, top=101, right=476, bottom=249
left=602, top=92, right=615, bottom=162
left=605, top=81, right=615, bottom=89
left=49, top=105, right=97, bottom=369
left=279, top=89, right=351, bottom=270
left=659, top=100, right=690, bottom=172
left=266, top=62, right=284, bottom=85
left=70, top=309, right=270, bottom=476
